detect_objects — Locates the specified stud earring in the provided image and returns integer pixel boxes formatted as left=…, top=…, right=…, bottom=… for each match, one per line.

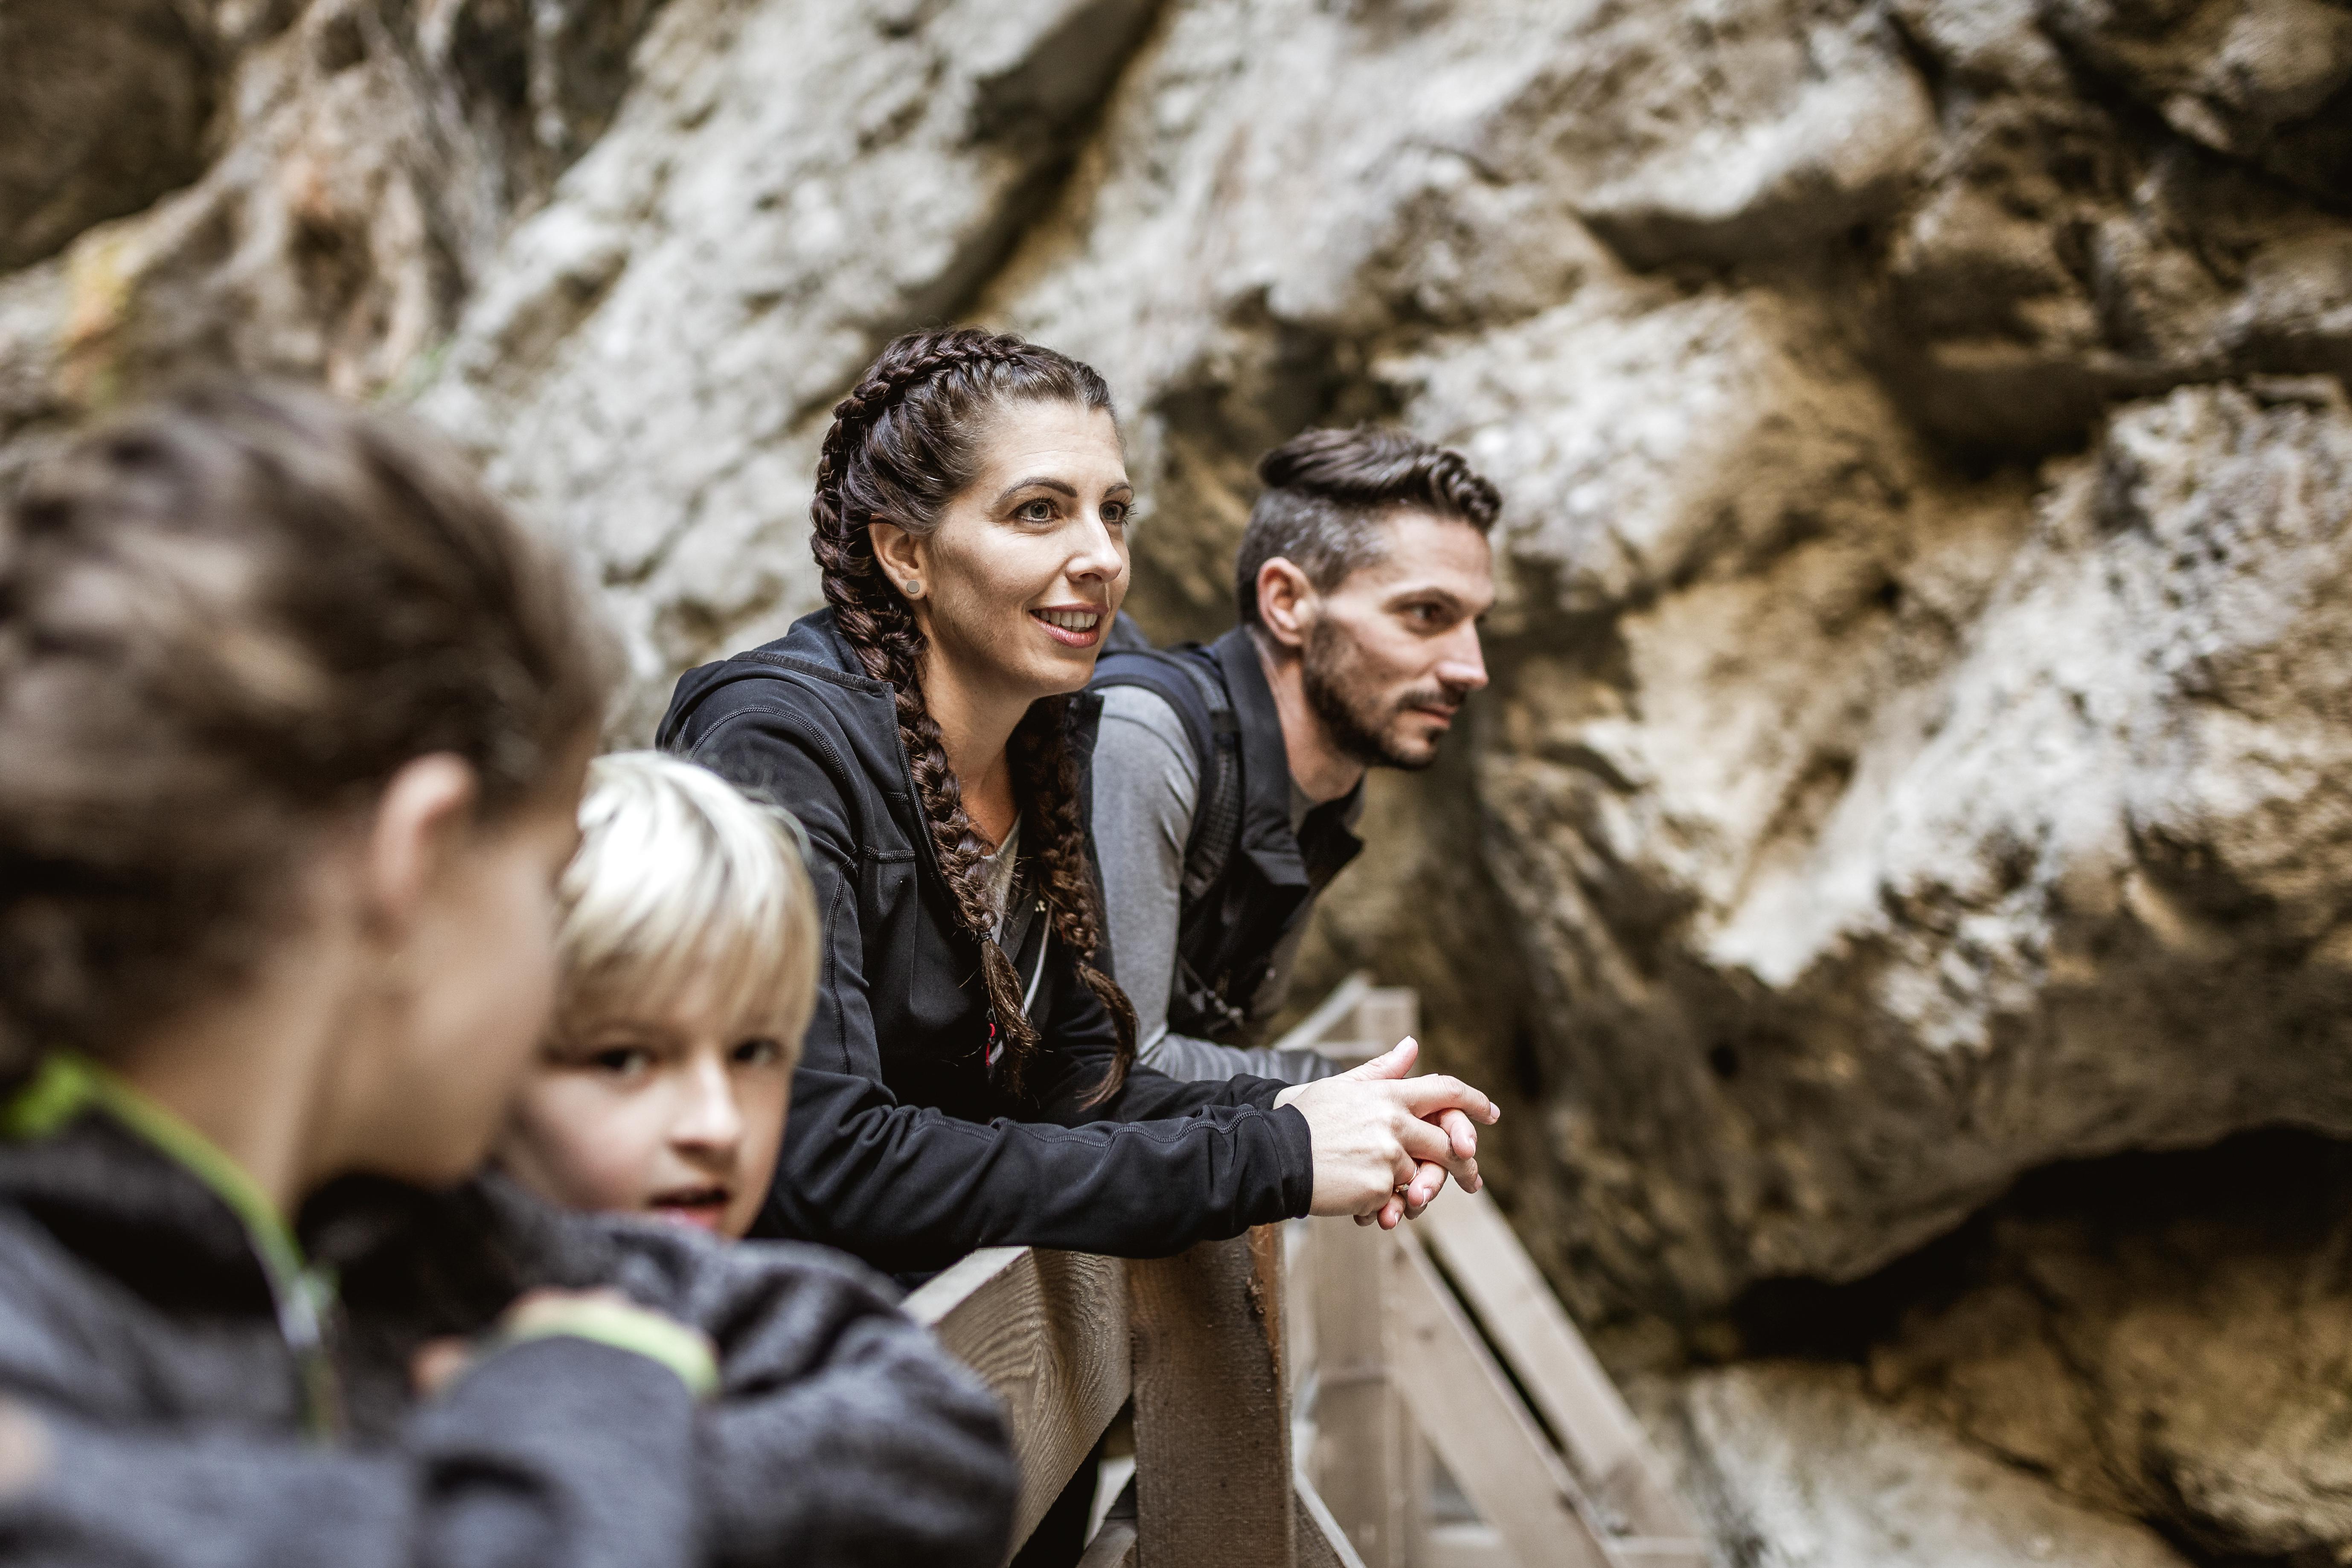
left=903, top=578, right=921, bottom=596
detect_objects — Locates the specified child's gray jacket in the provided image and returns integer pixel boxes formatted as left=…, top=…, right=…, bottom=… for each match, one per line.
left=0, top=1091, right=1016, bottom=1566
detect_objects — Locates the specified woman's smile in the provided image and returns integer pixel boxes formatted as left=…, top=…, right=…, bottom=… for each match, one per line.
left=1031, top=604, right=1105, bottom=647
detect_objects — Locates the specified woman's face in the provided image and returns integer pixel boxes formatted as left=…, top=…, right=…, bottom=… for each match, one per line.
left=879, top=399, right=1131, bottom=706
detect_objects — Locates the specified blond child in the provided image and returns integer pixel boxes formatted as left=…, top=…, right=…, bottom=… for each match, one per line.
left=498, top=751, right=816, bottom=1240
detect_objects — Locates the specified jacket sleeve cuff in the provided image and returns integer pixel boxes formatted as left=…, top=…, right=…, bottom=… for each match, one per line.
left=493, top=1297, right=720, bottom=1398
left=1271, top=1103, right=1315, bottom=1219
left=1228, top=1073, right=1288, bottom=1109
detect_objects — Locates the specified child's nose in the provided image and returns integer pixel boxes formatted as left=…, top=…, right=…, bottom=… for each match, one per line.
left=672, top=1057, right=744, bottom=1152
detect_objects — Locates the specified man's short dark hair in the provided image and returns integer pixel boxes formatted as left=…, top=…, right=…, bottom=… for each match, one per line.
left=1233, top=426, right=1501, bottom=627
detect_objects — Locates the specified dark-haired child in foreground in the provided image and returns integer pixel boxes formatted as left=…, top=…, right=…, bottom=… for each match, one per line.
left=0, top=384, right=1014, bottom=1567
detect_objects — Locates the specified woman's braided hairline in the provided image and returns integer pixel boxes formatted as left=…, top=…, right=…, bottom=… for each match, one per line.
left=808, top=328, right=1135, bottom=1102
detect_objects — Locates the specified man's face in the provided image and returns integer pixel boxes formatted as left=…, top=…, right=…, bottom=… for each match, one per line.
left=1298, top=510, right=1495, bottom=771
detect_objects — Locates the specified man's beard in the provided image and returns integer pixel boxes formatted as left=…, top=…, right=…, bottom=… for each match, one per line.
left=1300, top=617, right=1454, bottom=772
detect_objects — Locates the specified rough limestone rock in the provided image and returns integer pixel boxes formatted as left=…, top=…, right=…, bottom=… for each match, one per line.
left=5, top=0, right=2352, bottom=1558
left=1640, top=1362, right=2195, bottom=1568
left=416, top=0, right=1163, bottom=731
left=0, top=0, right=667, bottom=480
left=1453, top=378, right=2352, bottom=1316
left=0, top=0, right=224, bottom=273
left=2043, top=0, right=2352, bottom=201
left=1861, top=1133, right=2352, bottom=1562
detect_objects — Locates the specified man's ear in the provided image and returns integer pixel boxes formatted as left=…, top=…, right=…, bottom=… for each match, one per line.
left=362, top=754, right=480, bottom=938
left=1255, top=558, right=1316, bottom=652
left=867, top=521, right=926, bottom=599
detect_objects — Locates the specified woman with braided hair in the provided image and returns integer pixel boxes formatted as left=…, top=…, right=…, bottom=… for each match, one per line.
left=659, top=328, right=1499, bottom=1274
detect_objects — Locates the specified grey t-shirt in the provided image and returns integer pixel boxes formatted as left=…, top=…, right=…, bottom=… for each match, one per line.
left=980, top=817, right=1047, bottom=1014
left=1089, top=684, right=1344, bottom=1084
left=980, top=817, right=1022, bottom=943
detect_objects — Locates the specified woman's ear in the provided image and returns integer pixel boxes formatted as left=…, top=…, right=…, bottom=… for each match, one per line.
left=867, top=521, right=927, bottom=601
left=1255, top=558, right=1317, bottom=652
left=361, top=754, right=480, bottom=939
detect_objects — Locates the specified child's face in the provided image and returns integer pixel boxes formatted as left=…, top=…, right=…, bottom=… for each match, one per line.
left=495, top=982, right=792, bottom=1240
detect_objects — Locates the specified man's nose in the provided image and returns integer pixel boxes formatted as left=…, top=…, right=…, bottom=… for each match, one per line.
left=1436, top=621, right=1489, bottom=693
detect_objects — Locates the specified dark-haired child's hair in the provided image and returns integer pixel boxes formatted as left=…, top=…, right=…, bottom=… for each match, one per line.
left=0, top=381, right=614, bottom=1074
left=1233, top=426, right=1502, bottom=627
left=806, top=327, right=1137, bottom=1103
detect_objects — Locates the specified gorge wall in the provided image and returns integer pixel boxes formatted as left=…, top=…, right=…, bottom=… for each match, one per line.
left=4, top=0, right=2350, bottom=1561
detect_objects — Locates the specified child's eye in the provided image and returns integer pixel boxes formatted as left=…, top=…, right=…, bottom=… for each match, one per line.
left=733, top=1037, right=785, bottom=1068
left=587, top=1046, right=655, bottom=1079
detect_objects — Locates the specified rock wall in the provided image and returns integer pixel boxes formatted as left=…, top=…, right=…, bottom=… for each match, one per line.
left=4, top=0, right=2351, bottom=1561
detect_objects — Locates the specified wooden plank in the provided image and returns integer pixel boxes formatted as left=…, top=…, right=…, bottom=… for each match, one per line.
left=1353, top=987, right=1419, bottom=1054
left=1417, top=1187, right=1703, bottom=1548
left=908, top=1247, right=1131, bottom=1553
left=1295, top=1471, right=1372, bottom=1568
left=1076, top=1520, right=1137, bottom=1568
left=1267, top=970, right=1373, bottom=1055
left=1382, top=1227, right=1618, bottom=1568
left=1130, top=1228, right=1295, bottom=1568
left=1309, top=1211, right=1421, bottom=1568
left=1424, top=1521, right=1517, bottom=1568
left=906, top=1245, right=1030, bottom=1328
left=1285, top=1220, right=1316, bottom=1410
left=1607, top=1543, right=1714, bottom=1565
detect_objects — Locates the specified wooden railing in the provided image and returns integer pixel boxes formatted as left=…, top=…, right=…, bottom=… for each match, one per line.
left=1279, top=979, right=1707, bottom=1568
left=906, top=1227, right=1358, bottom=1566
left=907, top=977, right=1707, bottom=1568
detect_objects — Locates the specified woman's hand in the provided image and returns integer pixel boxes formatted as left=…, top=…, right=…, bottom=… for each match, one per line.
left=1275, top=1038, right=1497, bottom=1228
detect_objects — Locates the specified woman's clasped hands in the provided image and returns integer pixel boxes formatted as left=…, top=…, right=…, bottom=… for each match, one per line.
left=1276, top=1036, right=1497, bottom=1229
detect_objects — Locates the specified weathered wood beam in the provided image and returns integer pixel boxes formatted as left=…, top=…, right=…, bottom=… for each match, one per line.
left=1129, top=1228, right=1295, bottom=1567
left=1076, top=1518, right=1137, bottom=1568
left=1295, top=1470, right=1371, bottom=1568
left=1383, top=1226, right=1618, bottom=1568
left=1417, top=1184, right=1705, bottom=1556
left=1307, top=1216, right=1420, bottom=1568
left=907, top=1246, right=1132, bottom=1553
left=1265, top=970, right=1373, bottom=1056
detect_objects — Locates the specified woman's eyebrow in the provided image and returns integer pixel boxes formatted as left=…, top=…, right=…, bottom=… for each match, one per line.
left=992, top=476, right=1079, bottom=506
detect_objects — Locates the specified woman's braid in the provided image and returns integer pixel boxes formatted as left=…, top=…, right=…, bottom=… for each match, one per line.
left=1012, top=698, right=1138, bottom=1105
left=807, top=328, right=1133, bottom=1099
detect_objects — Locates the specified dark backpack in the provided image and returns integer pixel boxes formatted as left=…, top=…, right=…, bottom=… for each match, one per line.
left=1091, top=617, right=1256, bottom=1039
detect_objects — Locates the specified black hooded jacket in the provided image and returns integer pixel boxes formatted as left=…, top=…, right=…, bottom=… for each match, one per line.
left=657, top=610, right=1315, bottom=1273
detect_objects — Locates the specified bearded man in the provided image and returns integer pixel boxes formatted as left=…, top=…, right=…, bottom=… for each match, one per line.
left=1089, top=426, right=1499, bottom=1083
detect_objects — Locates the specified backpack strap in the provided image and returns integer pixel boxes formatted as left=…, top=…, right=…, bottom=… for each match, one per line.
left=1091, top=647, right=1243, bottom=906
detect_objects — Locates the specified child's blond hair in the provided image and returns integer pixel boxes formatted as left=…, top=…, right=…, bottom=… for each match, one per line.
left=556, top=751, right=819, bottom=1056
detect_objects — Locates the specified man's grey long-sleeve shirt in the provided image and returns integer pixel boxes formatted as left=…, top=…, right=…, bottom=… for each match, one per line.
left=1090, top=684, right=1346, bottom=1085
